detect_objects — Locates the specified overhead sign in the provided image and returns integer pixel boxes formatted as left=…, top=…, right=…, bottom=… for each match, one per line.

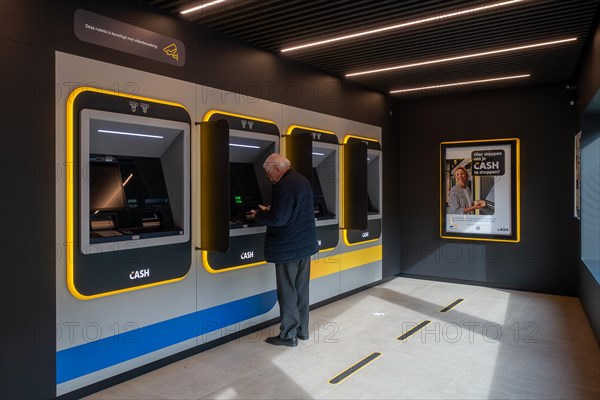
left=74, top=9, right=185, bottom=66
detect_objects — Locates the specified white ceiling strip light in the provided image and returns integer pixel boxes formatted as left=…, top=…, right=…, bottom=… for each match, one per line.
left=347, top=38, right=577, bottom=77
left=181, top=0, right=226, bottom=15
left=281, top=0, right=525, bottom=53
left=98, top=129, right=164, bottom=139
left=390, top=74, right=531, bottom=94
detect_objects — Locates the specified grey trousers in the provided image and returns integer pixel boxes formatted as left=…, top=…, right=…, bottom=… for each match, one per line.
left=275, top=256, right=311, bottom=340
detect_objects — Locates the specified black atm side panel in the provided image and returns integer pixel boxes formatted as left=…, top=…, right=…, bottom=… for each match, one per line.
left=343, top=137, right=382, bottom=245
left=200, top=120, right=230, bottom=253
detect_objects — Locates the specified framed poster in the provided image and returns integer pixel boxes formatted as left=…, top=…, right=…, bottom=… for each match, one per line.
left=440, top=138, right=520, bottom=242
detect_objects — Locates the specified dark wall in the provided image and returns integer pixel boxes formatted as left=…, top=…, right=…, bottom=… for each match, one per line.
left=53, top=0, right=388, bottom=128
left=576, top=15, right=600, bottom=114
left=388, top=83, right=579, bottom=295
left=1, top=1, right=57, bottom=398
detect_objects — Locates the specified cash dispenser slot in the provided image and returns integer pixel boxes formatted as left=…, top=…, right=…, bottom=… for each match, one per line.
left=90, top=215, right=116, bottom=230
left=141, top=211, right=162, bottom=229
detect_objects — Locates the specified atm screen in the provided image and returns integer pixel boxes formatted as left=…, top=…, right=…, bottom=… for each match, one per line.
left=118, top=157, right=170, bottom=209
left=89, top=159, right=126, bottom=211
left=312, top=168, right=324, bottom=198
left=368, top=194, right=379, bottom=214
left=312, top=168, right=331, bottom=218
left=89, top=154, right=178, bottom=238
left=230, top=163, right=262, bottom=221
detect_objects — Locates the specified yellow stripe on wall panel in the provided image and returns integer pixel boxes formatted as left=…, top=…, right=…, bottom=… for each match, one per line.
left=341, top=245, right=382, bottom=271
left=310, top=245, right=382, bottom=279
left=310, top=255, right=341, bottom=279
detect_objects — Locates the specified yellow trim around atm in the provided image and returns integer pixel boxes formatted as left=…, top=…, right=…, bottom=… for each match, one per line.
left=200, top=109, right=278, bottom=273
left=286, top=124, right=336, bottom=137
left=439, top=137, right=520, bottom=243
left=202, top=252, right=267, bottom=274
left=342, top=235, right=379, bottom=247
left=66, top=87, right=191, bottom=300
left=202, top=109, right=276, bottom=124
left=341, top=134, right=382, bottom=247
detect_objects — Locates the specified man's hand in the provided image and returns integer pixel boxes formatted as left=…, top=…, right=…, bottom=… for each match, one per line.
left=258, top=204, right=271, bottom=211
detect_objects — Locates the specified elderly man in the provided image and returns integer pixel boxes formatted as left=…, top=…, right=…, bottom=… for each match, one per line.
left=250, top=153, right=318, bottom=347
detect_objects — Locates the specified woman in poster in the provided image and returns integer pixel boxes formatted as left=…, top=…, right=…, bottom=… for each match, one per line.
left=449, top=167, right=486, bottom=214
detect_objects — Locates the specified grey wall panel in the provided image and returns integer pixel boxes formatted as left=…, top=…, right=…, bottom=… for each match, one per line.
left=341, top=262, right=383, bottom=294
left=310, top=274, right=342, bottom=305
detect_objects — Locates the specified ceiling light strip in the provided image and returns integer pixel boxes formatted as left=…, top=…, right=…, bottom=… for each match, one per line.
left=98, top=129, right=164, bottom=139
left=281, top=0, right=525, bottom=53
left=347, top=38, right=577, bottom=77
left=390, top=74, right=531, bottom=94
left=229, top=143, right=260, bottom=149
left=181, top=0, right=226, bottom=15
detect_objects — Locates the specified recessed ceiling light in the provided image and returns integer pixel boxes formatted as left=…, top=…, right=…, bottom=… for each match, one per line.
left=181, top=0, right=226, bottom=15
left=347, top=38, right=576, bottom=77
left=346, top=37, right=577, bottom=78
left=312, top=152, right=325, bottom=156
left=390, top=74, right=531, bottom=94
left=229, top=143, right=260, bottom=149
left=281, top=0, right=525, bottom=53
left=98, top=129, right=163, bottom=139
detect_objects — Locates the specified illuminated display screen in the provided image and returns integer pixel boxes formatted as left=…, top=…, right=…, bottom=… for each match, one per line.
left=89, top=160, right=126, bottom=211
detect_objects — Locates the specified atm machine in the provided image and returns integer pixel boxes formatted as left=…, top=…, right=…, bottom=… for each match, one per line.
left=199, top=111, right=280, bottom=272
left=285, top=126, right=339, bottom=252
left=67, top=88, right=191, bottom=299
left=341, top=135, right=382, bottom=245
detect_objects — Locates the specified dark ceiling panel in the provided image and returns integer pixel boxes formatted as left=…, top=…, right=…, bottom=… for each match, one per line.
left=140, top=0, right=600, bottom=97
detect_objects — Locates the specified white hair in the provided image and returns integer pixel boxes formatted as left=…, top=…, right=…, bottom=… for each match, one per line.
left=263, top=153, right=291, bottom=170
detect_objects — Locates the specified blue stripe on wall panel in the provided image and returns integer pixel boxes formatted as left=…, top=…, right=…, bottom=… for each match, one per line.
left=57, top=290, right=277, bottom=384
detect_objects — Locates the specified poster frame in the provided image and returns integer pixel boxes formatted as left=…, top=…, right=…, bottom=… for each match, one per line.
left=440, top=138, right=520, bottom=242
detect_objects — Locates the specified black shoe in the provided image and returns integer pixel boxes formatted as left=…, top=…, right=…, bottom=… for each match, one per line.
left=266, top=335, right=298, bottom=347
left=298, top=334, right=309, bottom=340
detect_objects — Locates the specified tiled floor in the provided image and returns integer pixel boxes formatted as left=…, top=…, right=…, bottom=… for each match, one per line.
left=88, top=278, right=600, bottom=399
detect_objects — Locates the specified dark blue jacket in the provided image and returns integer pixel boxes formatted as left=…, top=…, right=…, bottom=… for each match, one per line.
left=254, top=170, right=318, bottom=263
